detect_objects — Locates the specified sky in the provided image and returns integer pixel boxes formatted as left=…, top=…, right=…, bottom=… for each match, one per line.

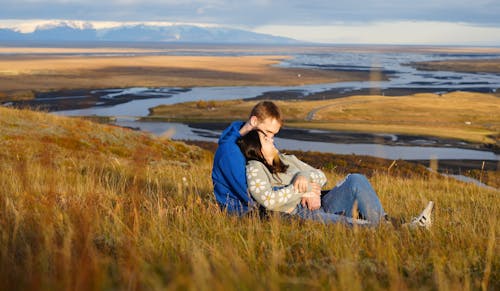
left=1, top=0, right=500, bottom=45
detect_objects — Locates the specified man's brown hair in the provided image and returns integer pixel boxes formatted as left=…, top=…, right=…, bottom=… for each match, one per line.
left=249, top=101, right=283, bottom=125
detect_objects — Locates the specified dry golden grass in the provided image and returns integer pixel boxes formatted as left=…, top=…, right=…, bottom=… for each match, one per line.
left=149, top=99, right=329, bottom=121
left=307, top=92, right=500, bottom=144
left=0, top=106, right=499, bottom=290
left=150, top=91, right=500, bottom=144
left=0, top=54, right=369, bottom=97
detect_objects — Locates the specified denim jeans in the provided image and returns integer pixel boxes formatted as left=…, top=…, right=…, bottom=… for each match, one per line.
left=291, top=174, right=386, bottom=226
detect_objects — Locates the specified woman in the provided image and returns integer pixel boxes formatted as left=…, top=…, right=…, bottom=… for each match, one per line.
left=238, top=129, right=434, bottom=228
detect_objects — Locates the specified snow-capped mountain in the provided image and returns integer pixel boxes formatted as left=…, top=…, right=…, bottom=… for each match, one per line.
left=34, top=20, right=95, bottom=31
left=0, top=21, right=300, bottom=44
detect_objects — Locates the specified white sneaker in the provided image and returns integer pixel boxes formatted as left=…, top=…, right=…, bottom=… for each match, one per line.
left=408, top=201, right=434, bottom=229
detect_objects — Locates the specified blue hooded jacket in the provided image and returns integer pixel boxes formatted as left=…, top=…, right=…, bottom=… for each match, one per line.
left=212, top=121, right=255, bottom=215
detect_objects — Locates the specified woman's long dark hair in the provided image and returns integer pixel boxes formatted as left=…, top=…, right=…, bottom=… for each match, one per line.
left=237, top=129, right=288, bottom=174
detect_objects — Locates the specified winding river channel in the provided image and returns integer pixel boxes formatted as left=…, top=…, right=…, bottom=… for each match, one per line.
left=47, top=48, right=500, bottom=162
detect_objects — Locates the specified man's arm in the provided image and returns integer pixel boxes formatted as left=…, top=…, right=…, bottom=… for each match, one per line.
left=239, top=120, right=255, bottom=136
left=219, top=150, right=252, bottom=206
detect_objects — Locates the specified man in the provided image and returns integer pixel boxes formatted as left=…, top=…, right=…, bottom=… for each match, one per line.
left=212, top=101, right=321, bottom=215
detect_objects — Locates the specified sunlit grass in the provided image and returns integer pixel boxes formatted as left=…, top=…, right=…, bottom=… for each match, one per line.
left=0, top=107, right=498, bottom=290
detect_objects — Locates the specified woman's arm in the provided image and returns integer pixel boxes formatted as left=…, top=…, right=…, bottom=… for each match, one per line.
left=246, top=161, right=303, bottom=212
left=286, top=155, right=327, bottom=187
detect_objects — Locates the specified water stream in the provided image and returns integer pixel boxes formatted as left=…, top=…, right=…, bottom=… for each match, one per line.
left=47, top=49, right=500, bottom=162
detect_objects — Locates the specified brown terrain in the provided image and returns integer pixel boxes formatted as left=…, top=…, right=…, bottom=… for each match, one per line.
left=0, top=51, right=373, bottom=100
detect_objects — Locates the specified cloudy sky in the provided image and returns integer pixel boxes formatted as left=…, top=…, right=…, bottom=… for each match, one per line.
left=1, top=0, right=500, bottom=45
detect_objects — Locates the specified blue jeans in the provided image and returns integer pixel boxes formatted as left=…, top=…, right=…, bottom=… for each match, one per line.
left=291, top=174, right=386, bottom=226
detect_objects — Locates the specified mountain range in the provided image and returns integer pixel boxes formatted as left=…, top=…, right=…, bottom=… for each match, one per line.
left=0, top=21, right=300, bottom=44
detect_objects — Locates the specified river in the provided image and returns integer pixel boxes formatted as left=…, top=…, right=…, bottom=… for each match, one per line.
left=46, top=47, right=500, bottom=162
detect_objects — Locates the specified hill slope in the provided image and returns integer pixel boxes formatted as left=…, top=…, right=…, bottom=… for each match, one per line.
left=0, top=107, right=498, bottom=290
left=0, top=106, right=207, bottom=165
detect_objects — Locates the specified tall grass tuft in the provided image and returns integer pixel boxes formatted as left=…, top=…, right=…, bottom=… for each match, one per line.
left=0, top=106, right=498, bottom=290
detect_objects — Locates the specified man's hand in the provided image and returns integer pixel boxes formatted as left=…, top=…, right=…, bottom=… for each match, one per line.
left=300, top=182, right=322, bottom=210
left=239, top=120, right=256, bottom=136
left=301, top=195, right=321, bottom=211
left=310, top=182, right=322, bottom=196
left=293, top=175, right=309, bottom=193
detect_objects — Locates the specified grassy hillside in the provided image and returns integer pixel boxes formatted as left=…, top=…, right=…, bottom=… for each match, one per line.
left=0, top=107, right=498, bottom=290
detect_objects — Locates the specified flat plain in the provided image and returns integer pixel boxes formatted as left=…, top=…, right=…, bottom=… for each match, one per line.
left=0, top=49, right=371, bottom=98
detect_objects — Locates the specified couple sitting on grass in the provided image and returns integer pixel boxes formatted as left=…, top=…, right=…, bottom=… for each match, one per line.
left=212, top=101, right=434, bottom=228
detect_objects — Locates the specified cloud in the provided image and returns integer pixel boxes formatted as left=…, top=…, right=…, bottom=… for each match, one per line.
left=1, top=0, right=499, bottom=44
left=0, top=19, right=220, bottom=33
left=0, top=0, right=499, bottom=26
left=254, top=21, right=500, bottom=45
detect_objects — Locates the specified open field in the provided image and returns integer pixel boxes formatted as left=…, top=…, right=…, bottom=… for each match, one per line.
left=149, top=91, right=500, bottom=145
left=0, top=53, right=371, bottom=99
left=409, top=59, right=500, bottom=74
left=0, top=106, right=498, bottom=290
